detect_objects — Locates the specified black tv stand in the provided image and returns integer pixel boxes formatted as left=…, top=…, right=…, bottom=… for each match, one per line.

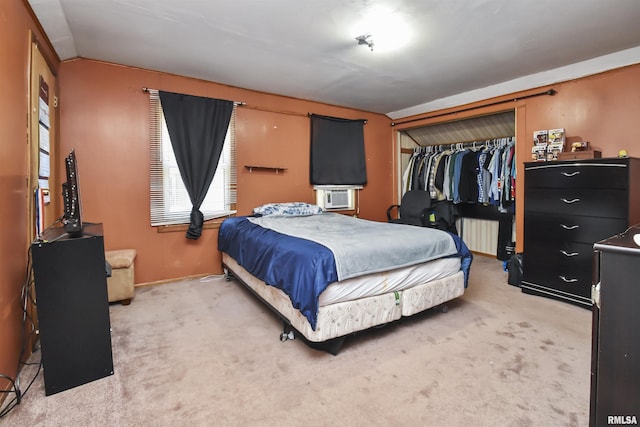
left=41, top=222, right=101, bottom=242
left=31, top=223, right=114, bottom=395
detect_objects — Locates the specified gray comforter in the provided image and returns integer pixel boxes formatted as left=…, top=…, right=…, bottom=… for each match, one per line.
left=248, top=213, right=457, bottom=281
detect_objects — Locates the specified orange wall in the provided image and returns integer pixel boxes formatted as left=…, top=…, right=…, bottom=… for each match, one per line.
left=58, top=59, right=394, bottom=285
left=394, top=63, right=640, bottom=252
left=516, top=65, right=640, bottom=251
left=3, top=0, right=639, bottom=393
left=0, top=0, right=60, bottom=394
left=520, top=65, right=640, bottom=157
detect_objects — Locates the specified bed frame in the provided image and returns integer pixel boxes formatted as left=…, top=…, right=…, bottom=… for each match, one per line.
left=222, top=252, right=465, bottom=355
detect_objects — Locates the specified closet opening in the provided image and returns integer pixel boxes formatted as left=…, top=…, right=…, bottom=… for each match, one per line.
left=396, top=110, right=516, bottom=260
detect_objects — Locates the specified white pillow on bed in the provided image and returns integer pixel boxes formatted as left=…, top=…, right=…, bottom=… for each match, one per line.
left=253, top=202, right=323, bottom=217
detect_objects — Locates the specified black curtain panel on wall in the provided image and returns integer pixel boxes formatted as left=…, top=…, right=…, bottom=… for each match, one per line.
left=309, top=114, right=367, bottom=185
left=159, top=90, right=234, bottom=239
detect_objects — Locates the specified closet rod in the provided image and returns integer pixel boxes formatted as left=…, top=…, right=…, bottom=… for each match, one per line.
left=390, top=89, right=556, bottom=127
left=419, top=134, right=515, bottom=147
left=408, top=137, right=515, bottom=153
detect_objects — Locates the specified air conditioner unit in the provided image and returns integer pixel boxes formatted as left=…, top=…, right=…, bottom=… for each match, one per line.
left=324, top=189, right=350, bottom=209
left=314, top=185, right=361, bottom=211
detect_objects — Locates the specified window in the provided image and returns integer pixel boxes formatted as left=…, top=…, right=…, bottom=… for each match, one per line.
left=148, top=89, right=236, bottom=226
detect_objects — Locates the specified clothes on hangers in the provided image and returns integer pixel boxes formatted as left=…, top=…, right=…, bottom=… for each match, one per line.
left=401, top=137, right=516, bottom=211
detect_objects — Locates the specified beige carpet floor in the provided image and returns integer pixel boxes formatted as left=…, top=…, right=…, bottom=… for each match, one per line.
left=2, top=255, right=592, bottom=426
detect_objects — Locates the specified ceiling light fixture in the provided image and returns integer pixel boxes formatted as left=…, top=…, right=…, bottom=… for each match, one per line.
left=351, top=6, right=411, bottom=53
left=356, top=34, right=375, bottom=51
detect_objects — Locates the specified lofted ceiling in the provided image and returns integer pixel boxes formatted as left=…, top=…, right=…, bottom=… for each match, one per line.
left=28, top=0, right=640, bottom=119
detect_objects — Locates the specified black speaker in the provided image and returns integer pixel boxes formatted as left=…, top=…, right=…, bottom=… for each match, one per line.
left=31, top=224, right=114, bottom=395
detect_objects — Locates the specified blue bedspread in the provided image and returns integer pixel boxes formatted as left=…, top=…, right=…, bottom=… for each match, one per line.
left=218, top=216, right=472, bottom=330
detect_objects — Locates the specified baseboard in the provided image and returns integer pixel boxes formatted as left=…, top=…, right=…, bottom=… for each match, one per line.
left=134, top=273, right=215, bottom=288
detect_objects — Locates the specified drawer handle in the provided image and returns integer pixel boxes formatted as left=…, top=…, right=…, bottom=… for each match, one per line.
left=559, top=275, right=578, bottom=283
left=560, top=224, right=579, bottom=230
left=560, top=250, right=579, bottom=257
left=561, top=171, right=580, bottom=177
left=561, top=198, right=580, bottom=204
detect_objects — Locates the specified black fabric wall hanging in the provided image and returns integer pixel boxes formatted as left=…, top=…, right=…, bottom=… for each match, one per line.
left=309, top=114, right=367, bottom=185
left=159, top=90, right=234, bottom=239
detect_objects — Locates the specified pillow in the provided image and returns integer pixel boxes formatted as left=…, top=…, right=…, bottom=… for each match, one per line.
left=253, top=202, right=323, bottom=217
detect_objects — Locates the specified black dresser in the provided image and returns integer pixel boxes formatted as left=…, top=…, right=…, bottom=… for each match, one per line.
left=591, top=229, right=640, bottom=425
left=522, top=157, right=640, bottom=306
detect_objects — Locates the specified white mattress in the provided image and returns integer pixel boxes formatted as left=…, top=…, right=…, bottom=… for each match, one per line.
left=222, top=252, right=465, bottom=343
left=318, top=257, right=461, bottom=306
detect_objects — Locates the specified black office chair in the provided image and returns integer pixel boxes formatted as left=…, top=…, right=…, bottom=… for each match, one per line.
left=386, top=190, right=432, bottom=226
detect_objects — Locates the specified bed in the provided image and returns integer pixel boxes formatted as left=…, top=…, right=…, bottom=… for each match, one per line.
left=218, top=204, right=472, bottom=354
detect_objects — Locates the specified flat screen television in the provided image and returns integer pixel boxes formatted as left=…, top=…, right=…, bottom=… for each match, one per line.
left=62, top=149, right=83, bottom=237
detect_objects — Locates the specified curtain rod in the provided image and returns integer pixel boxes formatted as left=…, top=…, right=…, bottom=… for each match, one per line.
left=142, top=87, right=245, bottom=106
left=234, top=106, right=368, bottom=123
left=241, top=104, right=308, bottom=117
left=308, top=113, right=368, bottom=124
left=143, top=88, right=369, bottom=121
left=390, top=89, right=556, bottom=127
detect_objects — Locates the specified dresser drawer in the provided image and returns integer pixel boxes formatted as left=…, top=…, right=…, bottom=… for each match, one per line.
left=522, top=275, right=591, bottom=300
left=523, top=242, right=593, bottom=299
left=524, top=240, right=593, bottom=274
left=525, top=162, right=628, bottom=189
left=524, top=213, right=628, bottom=244
left=525, top=188, right=627, bottom=218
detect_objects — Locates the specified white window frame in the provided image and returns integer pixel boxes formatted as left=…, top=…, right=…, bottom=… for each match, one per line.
left=148, top=89, right=236, bottom=226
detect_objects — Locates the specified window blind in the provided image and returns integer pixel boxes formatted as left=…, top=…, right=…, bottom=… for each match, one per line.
left=148, top=89, right=237, bottom=226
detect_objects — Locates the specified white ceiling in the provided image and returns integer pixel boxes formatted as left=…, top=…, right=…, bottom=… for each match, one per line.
left=28, top=0, right=640, bottom=119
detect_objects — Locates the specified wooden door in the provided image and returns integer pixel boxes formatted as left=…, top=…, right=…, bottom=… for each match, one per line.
left=28, top=38, right=59, bottom=243
left=26, top=36, right=58, bottom=353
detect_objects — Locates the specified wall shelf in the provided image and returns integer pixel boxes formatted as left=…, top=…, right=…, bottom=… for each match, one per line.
left=244, top=165, right=287, bottom=174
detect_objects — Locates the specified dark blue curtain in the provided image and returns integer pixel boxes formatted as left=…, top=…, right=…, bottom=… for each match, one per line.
left=159, top=91, right=233, bottom=239
left=310, top=114, right=367, bottom=185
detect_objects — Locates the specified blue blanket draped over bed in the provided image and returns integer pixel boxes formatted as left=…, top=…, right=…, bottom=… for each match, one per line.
left=218, top=214, right=472, bottom=330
